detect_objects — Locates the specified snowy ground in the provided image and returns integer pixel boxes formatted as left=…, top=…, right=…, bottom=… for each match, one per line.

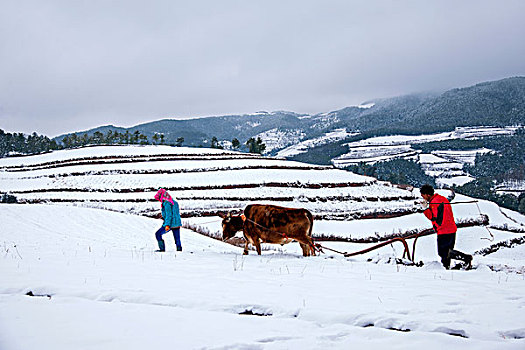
left=1, top=204, right=525, bottom=350
left=1, top=145, right=525, bottom=349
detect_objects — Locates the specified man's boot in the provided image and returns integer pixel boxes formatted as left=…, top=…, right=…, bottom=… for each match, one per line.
left=156, top=240, right=166, bottom=252
left=449, top=249, right=473, bottom=268
left=441, top=256, right=451, bottom=269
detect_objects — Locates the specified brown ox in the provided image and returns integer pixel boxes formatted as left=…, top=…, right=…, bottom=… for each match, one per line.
left=220, top=204, right=316, bottom=256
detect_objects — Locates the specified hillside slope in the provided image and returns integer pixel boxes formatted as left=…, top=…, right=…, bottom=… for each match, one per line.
left=0, top=145, right=419, bottom=220
left=1, top=144, right=524, bottom=242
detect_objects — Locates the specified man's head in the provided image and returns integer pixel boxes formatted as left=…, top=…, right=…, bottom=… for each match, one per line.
left=420, top=184, right=435, bottom=202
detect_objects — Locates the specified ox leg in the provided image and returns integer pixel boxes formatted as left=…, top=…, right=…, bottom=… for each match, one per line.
left=307, top=236, right=317, bottom=256
left=309, top=241, right=316, bottom=256
left=299, top=243, right=310, bottom=257
left=255, top=241, right=262, bottom=255
left=243, top=241, right=249, bottom=255
left=300, top=238, right=316, bottom=257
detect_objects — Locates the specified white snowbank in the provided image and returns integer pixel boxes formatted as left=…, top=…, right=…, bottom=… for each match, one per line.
left=1, top=204, right=525, bottom=350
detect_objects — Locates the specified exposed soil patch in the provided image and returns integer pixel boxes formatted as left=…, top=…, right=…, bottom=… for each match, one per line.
left=15, top=164, right=330, bottom=179
left=475, top=235, right=525, bottom=256
left=25, top=291, right=52, bottom=299
left=2, top=153, right=264, bottom=171
left=12, top=181, right=372, bottom=195
left=17, top=195, right=415, bottom=205
left=238, top=309, right=273, bottom=317
left=362, top=323, right=468, bottom=338
left=3, top=152, right=329, bottom=173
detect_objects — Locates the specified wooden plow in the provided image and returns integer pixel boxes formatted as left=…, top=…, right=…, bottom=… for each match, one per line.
left=315, top=213, right=489, bottom=262
left=315, top=229, right=434, bottom=263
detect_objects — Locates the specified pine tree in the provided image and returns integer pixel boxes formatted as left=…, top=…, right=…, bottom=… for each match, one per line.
left=139, top=134, right=148, bottom=145
left=246, top=137, right=266, bottom=154
left=93, top=131, right=104, bottom=144
left=211, top=137, right=218, bottom=148
left=132, top=131, right=140, bottom=144
left=518, top=194, right=525, bottom=214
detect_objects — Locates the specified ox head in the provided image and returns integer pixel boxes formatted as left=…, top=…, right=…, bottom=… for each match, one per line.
left=219, top=212, right=244, bottom=240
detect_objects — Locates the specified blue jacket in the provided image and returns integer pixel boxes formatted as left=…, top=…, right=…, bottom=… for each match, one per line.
left=162, top=200, right=181, bottom=228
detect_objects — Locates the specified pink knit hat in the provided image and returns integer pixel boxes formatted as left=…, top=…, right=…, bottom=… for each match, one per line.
left=154, top=188, right=174, bottom=205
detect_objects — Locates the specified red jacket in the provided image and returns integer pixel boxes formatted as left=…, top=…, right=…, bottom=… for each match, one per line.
left=423, top=194, right=457, bottom=235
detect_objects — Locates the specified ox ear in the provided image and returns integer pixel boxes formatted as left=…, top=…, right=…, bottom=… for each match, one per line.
left=217, top=211, right=227, bottom=219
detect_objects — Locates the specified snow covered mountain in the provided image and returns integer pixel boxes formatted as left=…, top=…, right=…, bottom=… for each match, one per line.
left=52, top=77, right=525, bottom=158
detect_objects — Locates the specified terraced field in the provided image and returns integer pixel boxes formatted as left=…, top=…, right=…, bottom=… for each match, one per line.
left=0, top=145, right=419, bottom=221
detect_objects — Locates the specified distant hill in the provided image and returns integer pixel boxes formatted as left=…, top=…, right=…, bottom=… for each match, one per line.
left=53, top=76, right=525, bottom=153
left=396, top=77, right=525, bottom=133
left=54, top=111, right=312, bottom=148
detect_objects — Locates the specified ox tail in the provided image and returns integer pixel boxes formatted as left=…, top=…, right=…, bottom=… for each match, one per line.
left=305, top=210, right=318, bottom=255
left=306, top=210, right=314, bottom=239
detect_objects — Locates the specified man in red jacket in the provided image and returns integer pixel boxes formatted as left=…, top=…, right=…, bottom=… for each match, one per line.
left=420, top=184, right=473, bottom=269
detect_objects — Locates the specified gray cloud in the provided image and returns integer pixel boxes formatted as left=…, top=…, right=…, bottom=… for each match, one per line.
left=1, top=0, right=524, bottom=136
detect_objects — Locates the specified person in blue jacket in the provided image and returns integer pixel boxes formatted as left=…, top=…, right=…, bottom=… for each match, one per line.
left=154, top=188, right=182, bottom=252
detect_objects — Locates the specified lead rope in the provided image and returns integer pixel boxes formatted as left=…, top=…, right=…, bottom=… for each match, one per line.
left=427, top=200, right=494, bottom=242
left=475, top=202, right=494, bottom=242
left=193, top=218, right=224, bottom=225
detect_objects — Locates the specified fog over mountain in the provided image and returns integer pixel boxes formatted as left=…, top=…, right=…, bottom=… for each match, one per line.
left=1, top=1, right=524, bottom=136
left=53, top=77, right=525, bottom=150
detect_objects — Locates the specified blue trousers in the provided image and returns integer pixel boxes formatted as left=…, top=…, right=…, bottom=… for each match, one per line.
left=155, top=226, right=182, bottom=250
left=437, top=232, right=456, bottom=268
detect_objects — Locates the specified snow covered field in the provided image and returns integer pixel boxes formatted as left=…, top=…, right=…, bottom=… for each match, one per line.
left=496, top=180, right=525, bottom=197
left=1, top=204, right=525, bottom=350
left=1, top=145, right=525, bottom=349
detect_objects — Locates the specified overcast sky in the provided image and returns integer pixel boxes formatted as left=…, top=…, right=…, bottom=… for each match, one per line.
left=1, top=0, right=524, bottom=137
